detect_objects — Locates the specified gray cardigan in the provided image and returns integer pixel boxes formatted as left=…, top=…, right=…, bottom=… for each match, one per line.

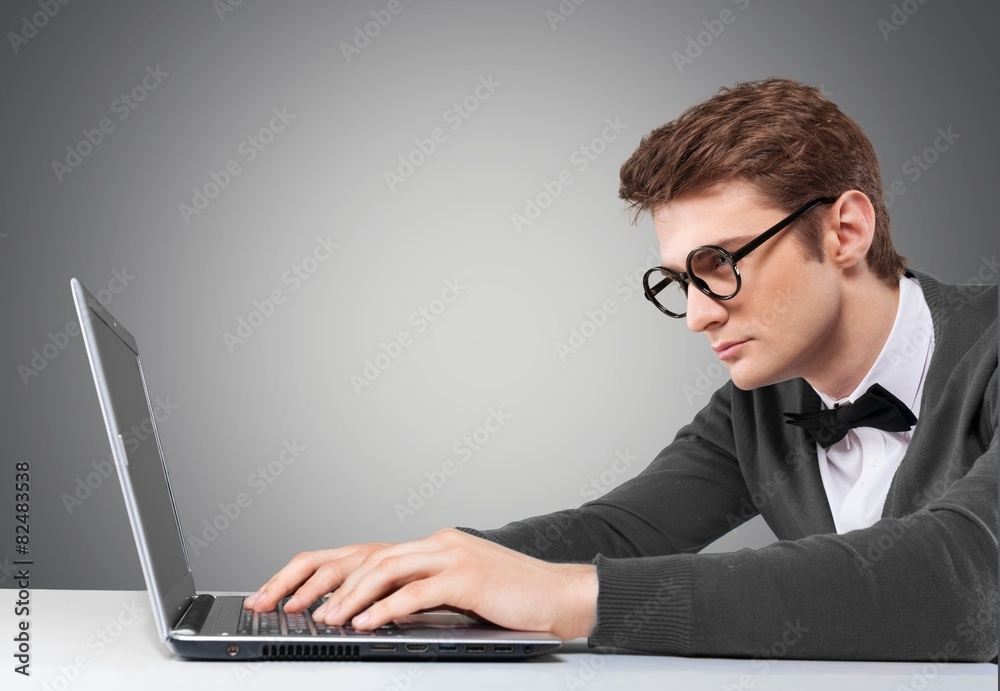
left=459, top=270, right=998, bottom=662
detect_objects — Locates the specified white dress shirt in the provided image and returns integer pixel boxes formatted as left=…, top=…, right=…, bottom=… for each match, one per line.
left=812, top=276, right=935, bottom=533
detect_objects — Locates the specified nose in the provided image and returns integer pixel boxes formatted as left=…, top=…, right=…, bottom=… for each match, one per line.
left=685, top=285, right=729, bottom=333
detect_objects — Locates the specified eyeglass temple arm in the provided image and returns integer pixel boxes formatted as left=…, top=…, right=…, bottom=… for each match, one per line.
left=730, top=196, right=837, bottom=263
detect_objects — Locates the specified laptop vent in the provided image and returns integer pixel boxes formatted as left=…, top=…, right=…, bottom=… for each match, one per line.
left=260, top=644, right=360, bottom=661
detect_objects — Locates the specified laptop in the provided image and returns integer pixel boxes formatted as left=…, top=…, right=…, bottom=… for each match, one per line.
left=70, top=277, right=562, bottom=661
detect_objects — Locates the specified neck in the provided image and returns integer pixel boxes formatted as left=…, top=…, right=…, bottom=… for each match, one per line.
left=804, top=274, right=901, bottom=400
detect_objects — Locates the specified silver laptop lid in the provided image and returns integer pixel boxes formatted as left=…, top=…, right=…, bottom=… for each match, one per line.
left=71, top=278, right=196, bottom=643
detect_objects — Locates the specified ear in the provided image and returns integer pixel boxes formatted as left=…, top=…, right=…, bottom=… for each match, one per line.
left=824, top=190, right=876, bottom=270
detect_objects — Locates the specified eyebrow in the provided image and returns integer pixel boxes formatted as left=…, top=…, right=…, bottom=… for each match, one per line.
left=711, top=233, right=755, bottom=252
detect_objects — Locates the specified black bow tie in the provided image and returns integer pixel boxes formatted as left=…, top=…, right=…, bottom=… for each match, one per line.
left=784, top=383, right=917, bottom=448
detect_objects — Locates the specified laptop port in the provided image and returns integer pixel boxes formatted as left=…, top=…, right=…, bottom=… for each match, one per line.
left=369, top=644, right=397, bottom=652
left=438, top=643, right=458, bottom=652
left=404, top=643, right=429, bottom=652
left=493, top=644, right=514, bottom=653
left=466, top=644, right=487, bottom=653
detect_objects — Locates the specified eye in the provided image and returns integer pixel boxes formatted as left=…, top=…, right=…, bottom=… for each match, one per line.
left=711, top=254, right=731, bottom=272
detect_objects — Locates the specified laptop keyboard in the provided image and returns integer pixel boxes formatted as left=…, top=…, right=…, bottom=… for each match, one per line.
left=238, top=597, right=406, bottom=637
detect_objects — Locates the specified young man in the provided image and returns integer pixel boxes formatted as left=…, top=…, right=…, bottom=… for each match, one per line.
left=246, top=79, right=998, bottom=662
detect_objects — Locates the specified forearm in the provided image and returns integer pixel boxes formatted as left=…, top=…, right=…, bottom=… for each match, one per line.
left=458, top=509, right=653, bottom=563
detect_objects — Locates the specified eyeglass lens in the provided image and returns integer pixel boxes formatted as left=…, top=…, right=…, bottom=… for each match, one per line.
left=688, top=248, right=738, bottom=297
left=646, top=268, right=689, bottom=316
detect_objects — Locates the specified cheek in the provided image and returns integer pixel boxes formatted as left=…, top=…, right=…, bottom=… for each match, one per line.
left=748, top=279, right=833, bottom=348
left=775, top=282, right=839, bottom=349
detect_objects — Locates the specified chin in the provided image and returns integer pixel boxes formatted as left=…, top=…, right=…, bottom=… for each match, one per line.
left=726, top=362, right=783, bottom=392
left=729, top=374, right=759, bottom=391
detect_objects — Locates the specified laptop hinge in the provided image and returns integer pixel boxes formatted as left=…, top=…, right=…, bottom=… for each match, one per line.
left=172, top=594, right=215, bottom=636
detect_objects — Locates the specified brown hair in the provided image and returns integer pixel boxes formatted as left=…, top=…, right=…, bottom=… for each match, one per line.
left=619, top=78, right=905, bottom=284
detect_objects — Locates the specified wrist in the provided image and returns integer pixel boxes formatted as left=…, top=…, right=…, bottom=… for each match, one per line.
left=551, top=563, right=598, bottom=640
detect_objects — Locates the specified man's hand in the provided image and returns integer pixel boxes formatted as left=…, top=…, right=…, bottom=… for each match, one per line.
left=243, top=528, right=598, bottom=641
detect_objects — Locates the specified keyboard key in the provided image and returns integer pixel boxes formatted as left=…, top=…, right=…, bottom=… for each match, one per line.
left=284, top=611, right=312, bottom=636
left=243, top=596, right=409, bottom=637
left=236, top=606, right=254, bottom=635
left=312, top=622, right=343, bottom=636
left=257, top=611, right=282, bottom=636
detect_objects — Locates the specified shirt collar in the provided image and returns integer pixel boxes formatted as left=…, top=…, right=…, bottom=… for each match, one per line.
left=814, top=276, right=934, bottom=417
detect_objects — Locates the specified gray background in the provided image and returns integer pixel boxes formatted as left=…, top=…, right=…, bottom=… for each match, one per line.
left=1, top=0, right=996, bottom=592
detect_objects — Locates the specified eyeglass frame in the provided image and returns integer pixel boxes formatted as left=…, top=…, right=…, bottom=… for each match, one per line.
left=642, top=195, right=838, bottom=318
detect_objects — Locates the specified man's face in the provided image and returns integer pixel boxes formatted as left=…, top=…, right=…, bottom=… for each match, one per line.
left=653, top=179, right=843, bottom=390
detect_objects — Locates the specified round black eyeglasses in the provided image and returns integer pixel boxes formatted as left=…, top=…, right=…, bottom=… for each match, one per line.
left=642, top=196, right=837, bottom=318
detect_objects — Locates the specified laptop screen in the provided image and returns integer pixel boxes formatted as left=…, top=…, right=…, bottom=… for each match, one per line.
left=76, top=284, right=192, bottom=629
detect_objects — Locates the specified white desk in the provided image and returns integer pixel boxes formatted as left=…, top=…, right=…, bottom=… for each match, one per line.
left=3, top=589, right=996, bottom=691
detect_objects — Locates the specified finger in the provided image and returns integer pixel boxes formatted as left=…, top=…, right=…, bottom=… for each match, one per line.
left=316, top=551, right=444, bottom=626
left=314, top=537, right=451, bottom=619
left=245, top=547, right=356, bottom=611
left=282, top=560, right=356, bottom=612
left=314, top=539, right=441, bottom=616
left=351, top=579, right=446, bottom=631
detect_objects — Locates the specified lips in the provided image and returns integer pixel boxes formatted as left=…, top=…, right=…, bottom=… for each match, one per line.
left=712, top=339, right=749, bottom=360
